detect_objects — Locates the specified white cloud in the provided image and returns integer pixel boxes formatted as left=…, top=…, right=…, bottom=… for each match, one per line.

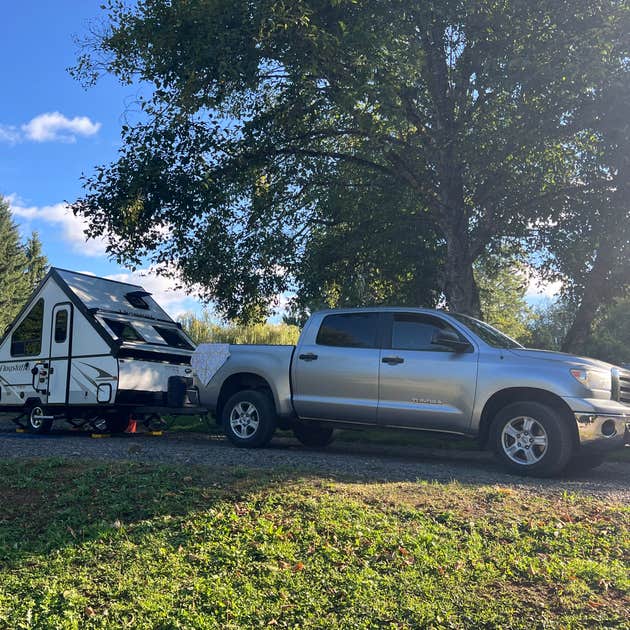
left=22, top=112, right=101, bottom=143
left=8, top=195, right=107, bottom=257
left=0, top=112, right=101, bottom=144
left=106, top=268, right=199, bottom=319
left=0, top=125, right=21, bottom=145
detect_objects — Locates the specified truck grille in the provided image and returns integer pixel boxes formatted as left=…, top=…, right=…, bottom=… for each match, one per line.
left=612, top=368, right=630, bottom=404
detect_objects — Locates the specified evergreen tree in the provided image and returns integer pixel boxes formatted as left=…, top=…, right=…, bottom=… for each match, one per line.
left=24, top=231, right=48, bottom=290
left=0, top=197, right=30, bottom=332
left=0, top=197, right=49, bottom=333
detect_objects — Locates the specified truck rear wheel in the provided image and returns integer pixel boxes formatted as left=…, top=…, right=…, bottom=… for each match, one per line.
left=293, top=422, right=335, bottom=448
left=222, top=390, right=276, bottom=448
left=27, top=405, right=53, bottom=434
left=491, top=401, right=574, bottom=477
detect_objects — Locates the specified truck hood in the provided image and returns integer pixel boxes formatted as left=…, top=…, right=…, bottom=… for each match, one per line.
left=508, top=348, right=616, bottom=371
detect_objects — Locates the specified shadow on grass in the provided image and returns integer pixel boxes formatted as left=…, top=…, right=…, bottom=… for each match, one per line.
left=0, top=458, right=628, bottom=628
left=0, top=454, right=622, bottom=564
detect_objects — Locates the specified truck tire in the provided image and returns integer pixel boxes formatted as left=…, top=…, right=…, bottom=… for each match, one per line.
left=490, top=401, right=574, bottom=477
left=293, top=422, right=335, bottom=448
left=27, top=405, right=53, bottom=434
left=222, top=389, right=276, bottom=448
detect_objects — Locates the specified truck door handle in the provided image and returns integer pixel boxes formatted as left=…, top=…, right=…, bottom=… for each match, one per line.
left=299, top=353, right=318, bottom=362
left=382, top=356, right=404, bottom=365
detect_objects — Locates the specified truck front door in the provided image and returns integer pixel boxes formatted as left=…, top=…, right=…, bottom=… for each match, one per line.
left=291, top=312, right=382, bottom=423
left=47, top=303, right=72, bottom=404
left=377, top=312, right=478, bottom=432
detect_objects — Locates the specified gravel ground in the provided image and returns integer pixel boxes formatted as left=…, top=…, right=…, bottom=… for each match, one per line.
left=1, top=416, right=628, bottom=502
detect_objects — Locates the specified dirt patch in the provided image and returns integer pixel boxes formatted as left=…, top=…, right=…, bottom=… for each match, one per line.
left=0, top=487, right=45, bottom=517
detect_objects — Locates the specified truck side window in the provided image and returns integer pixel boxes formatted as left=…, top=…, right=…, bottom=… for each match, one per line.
left=54, top=310, right=68, bottom=343
left=316, top=313, right=379, bottom=348
left=11, top=299, right=45, bottom=357
left=391, top=313, right=462, bottom=352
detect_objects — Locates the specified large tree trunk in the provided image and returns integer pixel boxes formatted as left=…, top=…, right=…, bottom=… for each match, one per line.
left=562, top=144, right=629, bottom=354
left=442, top=218, right=481, bottom=316
left=418, top=23, right=482, bottom=316
left=561, top=246, right=614, bottom=354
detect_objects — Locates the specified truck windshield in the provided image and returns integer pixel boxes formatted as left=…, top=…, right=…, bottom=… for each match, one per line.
left=450, top=313, right=523, bottom=349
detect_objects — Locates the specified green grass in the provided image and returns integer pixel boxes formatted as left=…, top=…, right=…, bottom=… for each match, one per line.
left=0, top=459, right=628, bottom=628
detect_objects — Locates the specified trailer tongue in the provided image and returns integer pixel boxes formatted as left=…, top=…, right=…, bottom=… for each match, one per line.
left=0, top=268, right=202, bottom=433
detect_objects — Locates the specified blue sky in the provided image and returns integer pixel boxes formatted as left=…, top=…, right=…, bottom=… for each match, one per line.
left=0, top=1, right=203, bottom=317
left=1, top=2, right=557, bottom=320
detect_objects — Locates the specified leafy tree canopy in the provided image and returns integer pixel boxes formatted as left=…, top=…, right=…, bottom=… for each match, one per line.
left=583, top=296, right=630, bottom=365
left=72, top=0, right=630, bottom=322
left=474, top=250, right=534, bottom=343
left=284, top=164, right=444, bottom=325
left=533, top=76, right=630, bottom=353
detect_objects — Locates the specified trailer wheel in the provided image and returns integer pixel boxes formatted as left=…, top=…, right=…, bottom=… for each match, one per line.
left=27, top=405, right=53, bottom=434
left=222, top=389, right=276, bottom=448
left=293, top=422, right=335, bottom=448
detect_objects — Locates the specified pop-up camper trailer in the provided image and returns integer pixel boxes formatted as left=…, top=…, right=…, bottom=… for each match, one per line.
left=0, top=268, right=201, bottom=433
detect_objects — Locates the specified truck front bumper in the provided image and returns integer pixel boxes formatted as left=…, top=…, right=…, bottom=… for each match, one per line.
left=575, top=413, right=630, bottom=453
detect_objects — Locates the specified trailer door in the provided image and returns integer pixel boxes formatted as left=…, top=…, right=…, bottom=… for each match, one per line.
left=47, top=303, right=72, bottom=404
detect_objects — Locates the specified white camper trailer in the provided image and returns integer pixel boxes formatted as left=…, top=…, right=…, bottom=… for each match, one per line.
left=0, top=268, right=201, bottom=433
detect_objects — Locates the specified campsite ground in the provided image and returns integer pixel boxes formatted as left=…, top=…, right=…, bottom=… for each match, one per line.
left=0, top=418, right=628, bottom=627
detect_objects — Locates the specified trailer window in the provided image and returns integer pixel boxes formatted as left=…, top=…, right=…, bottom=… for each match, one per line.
left=54, top=310, right=68, bottom=343
left=153, top=325, right=194, bottom=350
left=125, top=291, right=150, bottom=310
left=11, top=299, right=44, bottom=357
left=104, top=318, right=144, bottom=342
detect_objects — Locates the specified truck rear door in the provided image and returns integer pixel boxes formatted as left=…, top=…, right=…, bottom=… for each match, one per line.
left=291, top=312, right=382, bottom=423
left=377, top=312, right=478, bottom=432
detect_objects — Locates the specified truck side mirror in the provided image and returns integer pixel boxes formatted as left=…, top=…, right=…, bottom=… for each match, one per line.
left=431, top=329, right=472, bottom=353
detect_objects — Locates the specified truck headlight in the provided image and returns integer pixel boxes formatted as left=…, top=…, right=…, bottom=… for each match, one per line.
left=570, top=368, right=611, bottom=392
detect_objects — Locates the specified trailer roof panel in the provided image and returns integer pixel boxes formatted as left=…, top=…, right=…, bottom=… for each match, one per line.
left=54, top=268, right=174, bottom=323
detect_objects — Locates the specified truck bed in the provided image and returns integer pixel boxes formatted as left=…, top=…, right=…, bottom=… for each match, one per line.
left=196, top=344, right=296, bottom=417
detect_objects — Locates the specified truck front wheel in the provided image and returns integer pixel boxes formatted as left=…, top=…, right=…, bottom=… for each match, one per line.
left=491, top=401, right=574, bottom=477
left=222, top=390, right=276, bottom=448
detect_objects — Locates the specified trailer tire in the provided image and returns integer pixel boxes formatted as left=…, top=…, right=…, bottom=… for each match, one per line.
left=222, top=389, right=276, bottom=448
left=27, top=405, right=53, bottom=434
left=293, top=422, right=335, bottom=448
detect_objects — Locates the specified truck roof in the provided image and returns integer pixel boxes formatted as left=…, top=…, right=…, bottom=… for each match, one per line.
left=310, top=306, right=452, bottom=317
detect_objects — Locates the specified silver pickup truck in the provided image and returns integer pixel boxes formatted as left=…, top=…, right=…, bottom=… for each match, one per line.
left=199, top=307, right=630, bottom=476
